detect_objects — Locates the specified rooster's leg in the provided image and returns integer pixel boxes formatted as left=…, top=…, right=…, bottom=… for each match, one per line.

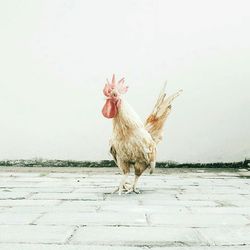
left=118, top=173, right=129, bottom=195
left=112, top=160, right=131, bottom=195
left=132, top=175, right=140, bottom=194
left=112, top=179, right=131, bottom=194
left=124, top=181, right=132, bottom=190
left=126, top=175, right=140, bottom=194
left=126, top=162, right=144, bottom=194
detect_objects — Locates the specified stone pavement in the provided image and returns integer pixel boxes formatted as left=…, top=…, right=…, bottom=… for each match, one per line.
left=0, top=167, right=250, bottom=249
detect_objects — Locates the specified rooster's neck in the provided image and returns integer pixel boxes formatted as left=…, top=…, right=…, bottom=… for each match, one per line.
left=112, top=100, right=143, bottom=139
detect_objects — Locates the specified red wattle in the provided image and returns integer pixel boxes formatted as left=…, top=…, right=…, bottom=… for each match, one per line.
left=102, top=99, right=118, bottom=118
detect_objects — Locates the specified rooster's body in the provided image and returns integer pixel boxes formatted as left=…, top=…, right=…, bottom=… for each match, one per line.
left=102, top=75, right=181, bottom=194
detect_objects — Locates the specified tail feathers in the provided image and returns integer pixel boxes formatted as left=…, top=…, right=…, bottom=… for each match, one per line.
left=145, top=82, right=182, bottom=144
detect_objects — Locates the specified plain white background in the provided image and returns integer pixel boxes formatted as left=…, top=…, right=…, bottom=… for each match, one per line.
left=0, top=0, right=249, bottom=163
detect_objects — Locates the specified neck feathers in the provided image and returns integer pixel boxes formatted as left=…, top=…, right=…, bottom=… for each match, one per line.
left=113, top=100, right=143, bottom=138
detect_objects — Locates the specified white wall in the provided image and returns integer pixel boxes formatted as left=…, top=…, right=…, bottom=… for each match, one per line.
left=0, top=0, right=249, bottom=163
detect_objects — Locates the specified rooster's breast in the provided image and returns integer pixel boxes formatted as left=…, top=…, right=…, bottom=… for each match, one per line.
left=111, top=128, right=156, bottom=164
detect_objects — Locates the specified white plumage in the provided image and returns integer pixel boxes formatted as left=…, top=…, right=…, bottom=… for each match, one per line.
left=102, top=75, right=182, bottom=194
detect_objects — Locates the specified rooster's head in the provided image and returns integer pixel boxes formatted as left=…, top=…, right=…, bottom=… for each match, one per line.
left=102, top=74, right=128, bottom=119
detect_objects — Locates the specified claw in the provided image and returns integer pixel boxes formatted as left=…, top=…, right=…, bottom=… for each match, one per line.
left=126, top=188, right=141, bottom=194
left=124, top=183, right=132, bottom=191
left=113, top=183, right=131, bottom=194
left=133, top=188, right=140, bottom=194
left=125, top=188, right=133, bottom=194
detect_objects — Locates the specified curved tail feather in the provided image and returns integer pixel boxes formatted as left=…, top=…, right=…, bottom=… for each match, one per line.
left=145, top=82, right=182, bottom=144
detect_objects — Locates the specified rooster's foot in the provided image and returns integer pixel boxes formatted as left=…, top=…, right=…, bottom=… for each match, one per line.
left=124, top=182, right=132, bottom=191
left=133, top=188, right=141, bottom=194
left=112, top=182, right=131, bottom=194
left=126, top=188, right=140, bottom=194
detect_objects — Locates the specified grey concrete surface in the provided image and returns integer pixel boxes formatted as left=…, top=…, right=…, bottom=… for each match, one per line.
left=0, top=167, right=250, bottom=249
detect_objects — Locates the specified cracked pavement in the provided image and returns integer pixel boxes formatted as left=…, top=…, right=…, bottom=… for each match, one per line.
left=0, top=167, right=250, bottom=249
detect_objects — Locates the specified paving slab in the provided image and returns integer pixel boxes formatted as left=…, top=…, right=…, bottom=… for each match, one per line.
left=0, top=245, right=249, bottom=250
left=0, top=225, right=73, bottom=244
left=149, top=213, right=249, bottom=227
left=36, top=211, right=147, bottom=226
left=0, top=245, right=146, bottom=250
left=1, top=187, right=74, bottom=193
left=197, top=226, right=250, bottom=246
left=71, top=226, right=206, bottom=246
left=0, top=167, right=249, bottom=248
left=0, top=212, right=41, bottom=225
left=189, top=206, right=250, bottom=215
left=100, top=204, right=190, bottom=213
left=30, top=192, right=102, bottom=201
left=0, top=199, right=60, bottom=207
left=0, top=191, right=30, bottom=199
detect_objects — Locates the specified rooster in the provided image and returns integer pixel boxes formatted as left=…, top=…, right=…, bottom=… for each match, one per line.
left=102, top=74, right=182, bottom=195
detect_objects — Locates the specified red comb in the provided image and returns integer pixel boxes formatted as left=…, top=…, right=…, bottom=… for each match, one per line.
left=103, top=74, right=128, bottom=97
